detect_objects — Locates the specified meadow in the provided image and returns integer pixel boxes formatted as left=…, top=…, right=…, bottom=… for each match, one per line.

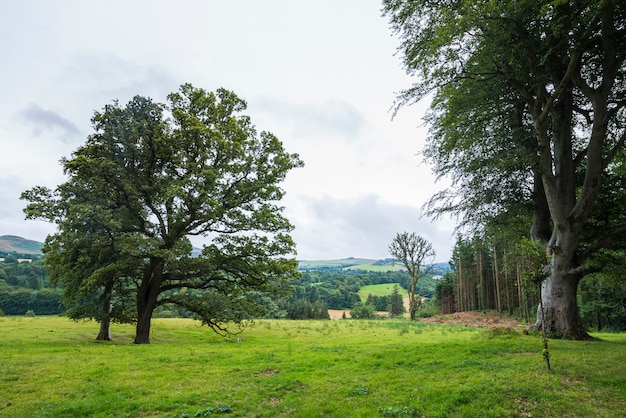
left=1, top=316, right=624, bottom=417
left=359, top=284, right=403, bottom=299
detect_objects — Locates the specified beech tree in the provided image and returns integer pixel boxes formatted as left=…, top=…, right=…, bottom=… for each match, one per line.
left=388, top=232, right=435, bottom=320
left=23, top=84, right=303, bottom=343
left=384, top=0, right=626, bottom=339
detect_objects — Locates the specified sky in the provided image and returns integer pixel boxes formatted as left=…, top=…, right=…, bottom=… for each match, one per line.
left=0, top=0, right=455, bottom=262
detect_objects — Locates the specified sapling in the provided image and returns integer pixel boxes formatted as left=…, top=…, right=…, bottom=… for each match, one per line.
left=518, top=237, right=552, bottom=371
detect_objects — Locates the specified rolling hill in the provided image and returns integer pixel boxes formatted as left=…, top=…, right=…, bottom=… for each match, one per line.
left=0, top=235, right=44, bottom=255
left=297, top=257, right=450, bottom=273
left=0, top=235, right=450, bottom=273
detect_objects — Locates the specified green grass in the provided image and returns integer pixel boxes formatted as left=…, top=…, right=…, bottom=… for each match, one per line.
left=1, top=316, right=625, bottom=417
left=359, top=283, right=403, bottom=299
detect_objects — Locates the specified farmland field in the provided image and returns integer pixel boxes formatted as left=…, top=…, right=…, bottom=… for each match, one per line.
left=1, top=316, right=625, bottom=417
left=358, top=283, right=403, bottom=299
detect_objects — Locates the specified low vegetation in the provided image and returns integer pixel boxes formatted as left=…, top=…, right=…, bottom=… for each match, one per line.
left=1, top=316, right=624, bottom=417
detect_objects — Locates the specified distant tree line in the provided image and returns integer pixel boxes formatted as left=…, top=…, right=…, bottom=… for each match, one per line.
left=279, top=267, right=444, bottom=320
left=0, top=253, right=449, bottom=320
left=0, top=253, right=63, bottom=315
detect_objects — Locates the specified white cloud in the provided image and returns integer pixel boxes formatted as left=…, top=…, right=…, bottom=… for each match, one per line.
left=287, top=194, right=453, bottom=262
left=0, top=0, right=455, bottom=261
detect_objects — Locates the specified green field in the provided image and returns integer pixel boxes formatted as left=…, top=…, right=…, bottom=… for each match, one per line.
left=1, top=316, right=625, bottom=417
left=358, top=283, right=403, bottom=300
left=298, top=258, right=405, bottom=272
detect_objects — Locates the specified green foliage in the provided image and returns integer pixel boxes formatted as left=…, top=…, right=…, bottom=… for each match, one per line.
left=285, top=300, right=330, bottom=320
left=349, top=301, right=377, bottom=319
left=579, top=271, right=626, bottom=332
left=384, top=0, right=626, bottom=339
left=21, top=84, right=303, bottom=342
left=0, top=287, right=63, bottom=315
left=366, top=293, right=389, bottom=311
left=518, top=238, right=550, bottom=286
left=0, top=257, right=48, bottom=290
left=389, top=285, right=405, bottom=317
left=24, top=309, right=36, bottom=317
left=433, top=271, right=455, bottom=314
left=388, top=232, right=435, bottom=320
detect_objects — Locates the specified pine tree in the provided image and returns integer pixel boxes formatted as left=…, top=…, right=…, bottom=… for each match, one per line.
left=389, top=285, right=405, bottom=317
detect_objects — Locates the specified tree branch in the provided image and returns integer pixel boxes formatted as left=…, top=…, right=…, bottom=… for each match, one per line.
left=578, top=223, right=626, bottom=263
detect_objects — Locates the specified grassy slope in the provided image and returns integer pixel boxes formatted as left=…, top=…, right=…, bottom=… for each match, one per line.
left=297, top=259, right=448, bottom=273
left=358, top=283, right=402, bottom=299
left=297, top=258, right=393, bottom=271
left=1, top=316, right=624, bottom=418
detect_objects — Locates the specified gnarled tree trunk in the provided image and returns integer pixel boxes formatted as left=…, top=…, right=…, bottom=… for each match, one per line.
left=532, top=229, right=590, bottom=340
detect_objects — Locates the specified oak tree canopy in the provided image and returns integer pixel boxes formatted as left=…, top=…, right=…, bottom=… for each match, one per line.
left=23, top=84, right=304, bottom=343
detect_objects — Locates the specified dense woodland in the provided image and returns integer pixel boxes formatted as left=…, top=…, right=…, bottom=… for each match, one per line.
left=433, top=232, right=626, bottom=331
left=0, top=252, right=62, bottom=315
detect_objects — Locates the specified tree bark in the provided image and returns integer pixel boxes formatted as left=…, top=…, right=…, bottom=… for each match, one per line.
left=134, top=259, right=164, bottom=344
left=532, top=232, right=591, bottom=340
left=493, top=245, right=502, bottom=314
left=97, top=317, right=112, bottom=341
left=96, top=280, right=114, bottom=341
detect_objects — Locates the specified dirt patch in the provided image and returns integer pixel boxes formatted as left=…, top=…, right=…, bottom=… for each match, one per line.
left=419, top=311, right=523, bottom=328
left=328, top=309, right=392, bottom=319
left=255, top=369, right=279, bottom=377
left=328, top=309, right=349, bottom=320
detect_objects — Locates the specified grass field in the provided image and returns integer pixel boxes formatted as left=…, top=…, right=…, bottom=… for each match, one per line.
left=358, top=283, right=403, bottom=300
left=1, top=316, right=625, bottom=417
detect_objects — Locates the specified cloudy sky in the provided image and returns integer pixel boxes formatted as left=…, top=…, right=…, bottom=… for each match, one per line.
left=0, top=1, right=455, bottom=262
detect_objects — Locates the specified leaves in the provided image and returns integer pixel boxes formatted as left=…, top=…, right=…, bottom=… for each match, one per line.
left=21, top=84, right=303, bottom=339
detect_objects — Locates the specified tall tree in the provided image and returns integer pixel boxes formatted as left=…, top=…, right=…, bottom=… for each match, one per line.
left=23, top=84, right=303, bottom=343
left=384, top=0, right=626, bottom=339
left=388, top=232, right=435, bottom=320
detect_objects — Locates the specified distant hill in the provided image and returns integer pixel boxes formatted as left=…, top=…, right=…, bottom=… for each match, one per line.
left=297, top=258, right=396, bottom=271
left=298, top=258, right=450, bottom=273
left=0, top=235, right=44, bottom=255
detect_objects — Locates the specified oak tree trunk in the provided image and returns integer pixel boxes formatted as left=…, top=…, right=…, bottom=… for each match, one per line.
left=96, top=280, right=114, bottom=341
left=134, top=259, right=164, bottom=344
left=96, top=317, right=112, bottom=341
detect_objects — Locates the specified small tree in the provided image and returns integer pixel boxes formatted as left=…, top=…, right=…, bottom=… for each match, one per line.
left=518, top=237, right=552, bottom=371
left=389, top=285, right=405, bottom=317
left=350, top=301, right=377, bottom=319
left=388, top=232, right=436, bottom=320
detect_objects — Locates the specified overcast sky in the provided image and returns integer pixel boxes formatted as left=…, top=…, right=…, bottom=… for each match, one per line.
left=0, top=1, right=455, bottom=262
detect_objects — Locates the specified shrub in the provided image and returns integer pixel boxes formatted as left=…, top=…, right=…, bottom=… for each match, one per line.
left=350, top=302, right=377, bottom=319
left=25, top=309, right=36, bottom=317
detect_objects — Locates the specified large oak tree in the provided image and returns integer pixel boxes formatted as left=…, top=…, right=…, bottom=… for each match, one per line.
left=384, top=0, right=626, bottom=338
left=23, top=84, right=303, bottom=343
